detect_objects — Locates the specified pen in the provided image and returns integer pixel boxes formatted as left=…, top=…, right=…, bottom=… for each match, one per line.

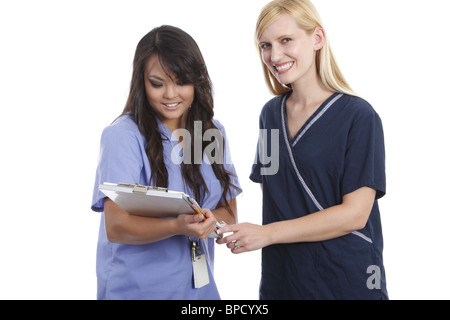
left=191, top=204, right=206, bottom=221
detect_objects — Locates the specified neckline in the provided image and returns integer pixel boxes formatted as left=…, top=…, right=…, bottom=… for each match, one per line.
left=155, top=116, right=177, bottom=141
left=281, top=92, right=343, bottom=147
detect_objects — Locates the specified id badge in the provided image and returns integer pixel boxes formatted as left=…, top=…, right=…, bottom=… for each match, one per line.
left=190, top=240, right=210, bottom=288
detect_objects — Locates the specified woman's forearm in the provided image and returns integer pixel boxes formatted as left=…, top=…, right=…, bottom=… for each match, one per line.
left=104, top=198, right=216, bottom=245
left=104, top=199, right=180, bottom=245
left=217, top=187, right=376, bottom=253
left=212, top=198, right=237, bottom=225
left=265, top=205, right=360, bottom=245
left=266, top=187, right=375, bottom=244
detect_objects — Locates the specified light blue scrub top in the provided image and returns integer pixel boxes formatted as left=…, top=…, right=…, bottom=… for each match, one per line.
left=91, top=114, right=241, bottom=300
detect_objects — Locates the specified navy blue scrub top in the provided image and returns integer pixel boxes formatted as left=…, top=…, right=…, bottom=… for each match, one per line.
left=250, top=92, right=388, bottom=300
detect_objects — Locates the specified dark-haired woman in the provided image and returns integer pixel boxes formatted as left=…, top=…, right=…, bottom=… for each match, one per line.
left=91, top=26, right=241, bottom=300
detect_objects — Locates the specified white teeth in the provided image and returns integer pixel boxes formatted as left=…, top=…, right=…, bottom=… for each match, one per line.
left=274, top=62, right=293, bottom=72
left=164, top=103, right=179, bottom=107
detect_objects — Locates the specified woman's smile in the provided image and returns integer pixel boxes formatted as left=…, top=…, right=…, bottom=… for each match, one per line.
left=162, top=102, right=181, bottom=110
left=273, top=61, right=294, bottom=74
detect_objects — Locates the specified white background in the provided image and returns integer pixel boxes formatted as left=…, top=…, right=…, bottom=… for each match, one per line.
left=1, top=0, right=449, bottom=300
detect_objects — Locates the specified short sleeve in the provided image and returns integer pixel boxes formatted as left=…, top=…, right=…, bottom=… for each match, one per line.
left=91, top=123, right=145, bottom=212
left=341, top=109, right=386, bottom=199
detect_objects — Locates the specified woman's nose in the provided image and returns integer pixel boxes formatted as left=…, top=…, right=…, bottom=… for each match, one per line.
left=163, top=83, right=177, bottom=99
left=270, top=44, right=284, bottom=63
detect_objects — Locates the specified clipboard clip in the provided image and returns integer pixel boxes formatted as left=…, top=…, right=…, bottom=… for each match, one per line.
left=117, top=183, right=168, bottom=194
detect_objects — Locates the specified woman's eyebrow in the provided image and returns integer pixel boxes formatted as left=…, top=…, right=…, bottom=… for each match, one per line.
left=276, top=34, right=295, bottom=40
left=149, top=75, right=165, bottom=81
left=259, top=34, right=295, bottom=44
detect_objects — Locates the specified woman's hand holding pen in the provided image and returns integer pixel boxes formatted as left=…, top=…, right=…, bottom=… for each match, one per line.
left=176, top=208, right=217, bottom=239
left=216, top=223, right=272, bottom=254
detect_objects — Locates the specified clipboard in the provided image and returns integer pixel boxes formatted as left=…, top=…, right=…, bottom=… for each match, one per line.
left=99, top=182, right=223, bottom=238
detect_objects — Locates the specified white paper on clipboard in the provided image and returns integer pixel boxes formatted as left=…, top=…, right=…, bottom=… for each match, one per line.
left=99, top=182, right=222, bottom=238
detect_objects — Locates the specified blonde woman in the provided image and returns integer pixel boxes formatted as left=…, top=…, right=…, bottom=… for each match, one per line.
left=217, top=0, right=388, bottom=299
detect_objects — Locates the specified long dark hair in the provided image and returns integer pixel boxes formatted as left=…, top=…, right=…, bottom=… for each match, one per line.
left=121, top=25, right=237, bottom=213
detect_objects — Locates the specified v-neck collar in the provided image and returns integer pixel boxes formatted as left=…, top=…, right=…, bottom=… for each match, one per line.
left=281, top=92, right=343, bottom=147
left=156, top=116, right=176, bottom=142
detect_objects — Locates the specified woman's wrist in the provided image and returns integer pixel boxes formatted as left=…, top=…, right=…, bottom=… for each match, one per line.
left=263, top=222, right=280, bottom=247
left=170, top=217, right=183, bottom=236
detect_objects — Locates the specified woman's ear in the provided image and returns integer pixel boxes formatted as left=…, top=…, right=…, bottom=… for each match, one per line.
left=313, top=27, right=326, bottom=51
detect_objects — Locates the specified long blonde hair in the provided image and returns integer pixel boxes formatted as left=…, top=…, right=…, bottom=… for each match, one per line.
left=255, top=0, right=357, bottom=96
